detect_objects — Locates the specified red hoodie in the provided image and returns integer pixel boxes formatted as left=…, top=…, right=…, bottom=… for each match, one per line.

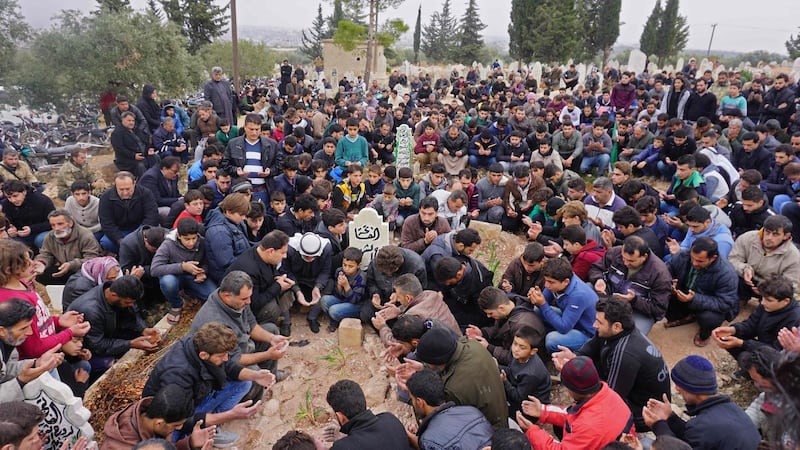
left=0, top=283, right=72, bottom=359
left=569, top=239, right=605, bottom=281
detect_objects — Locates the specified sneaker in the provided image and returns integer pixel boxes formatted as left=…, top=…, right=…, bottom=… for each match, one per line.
left=327, top=323, right=338, bottom=333
left=308, top=319, right=320, bottom=334
left=213, top=430, right=239, bottom=448
left=693, top=332, right=710, bottom=348
left=280, top=322, right=291, bottom=337
left=274, top=369, right=290, bottom=382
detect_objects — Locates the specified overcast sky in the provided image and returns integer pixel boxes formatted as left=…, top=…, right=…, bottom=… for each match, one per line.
left=20, top=0, right=799, bottom=55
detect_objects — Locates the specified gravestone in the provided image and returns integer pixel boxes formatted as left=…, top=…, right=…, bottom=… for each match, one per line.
left=348, top=208, right=390, bottom=270
left=394, top=124, right=413, bottom=169
left=793, top=57, right=800, bottom=73
left=700, top=58, right=713, bottom=74
left=576, top=63, right=587, bottom=85
left=676, top=57, right=685, bottom=72
left=531, top=62, right=543, bottom=84
left=627, top=49, right=647, bottom=75
left=468, top=220, right=502, bottom=244
left=45, top=285, right=64, bottom=313
left=23, top=372, right=94, bottom=450
left=338, top=318, right=364, bottom=349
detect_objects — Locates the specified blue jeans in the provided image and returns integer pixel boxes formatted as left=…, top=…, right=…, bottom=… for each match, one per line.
left=774, top=194, right=792, bottom=213
left=320, top=295, right=362, bottom=326
left=633, top=311, right=655, bottom=336
left=195, top=380, right=252, bottom=415
left=468, top=155, right=496, bottom=169
left=545, top=329, right=590, bottom=353
left=657, top=161, right=675, bottom=180
left=580, top=154, right=610, bottom=175
left=100, top=229, right=136, bottom=254
left=160, top=273, right=217, bottom=308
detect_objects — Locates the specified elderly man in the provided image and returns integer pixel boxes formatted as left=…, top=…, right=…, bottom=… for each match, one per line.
left=138, top=156, right=183, bottom=220
left=111, top=111, right=150, bottom=178
left=583, top=177, right=627, bottom=228
left=0, top=148, right=38, bottom=186
left=98, top=171, right=160, bottom=253
left=620, top=123, right=655, bottom=162
left=55, top=146, right=107, bottom=200
left=203, top=66, right=236, bottom=124
left=33, top=210, right=102, bottom=285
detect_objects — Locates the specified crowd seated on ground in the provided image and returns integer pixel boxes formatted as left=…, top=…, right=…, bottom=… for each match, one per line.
left=2, top=58, right=800, bottom=450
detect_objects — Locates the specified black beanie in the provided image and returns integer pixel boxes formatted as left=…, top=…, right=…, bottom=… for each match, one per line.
left=415, top=327, right=457, bottom=365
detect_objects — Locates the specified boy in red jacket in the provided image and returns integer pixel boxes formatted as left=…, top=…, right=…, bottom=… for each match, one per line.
left=560, top=225, right=605, bottom=281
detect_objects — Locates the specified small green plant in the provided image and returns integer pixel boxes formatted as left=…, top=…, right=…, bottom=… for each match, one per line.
left=486, top=241, right=501, bottom=274
left=294, top=389, right=326, bottom=425
left=319, top=339, right=349, bottom=372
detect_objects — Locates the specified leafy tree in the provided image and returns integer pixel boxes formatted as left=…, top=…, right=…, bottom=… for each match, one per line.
left=654, top=0, right=688, bottom=66
left=332, top=20, right=367, bottom=51
left=146, top=0, right=163, bottom=20
left=9, top=10, right=202, bottom=109
left=198, top=40, right=286, bottom=80
left=300, top=3, right=326, bottom=61
left=413, top=5, right=421, bottom=64
left=786, top=27, right=800, bottom=59
left=325, top=0, right=345, bottom=38
left=639, top=0, right=660, bottom=58
left=510, top=0, right=577, bottom=63
left=157, top=0, right=228, bottom=54
left=421, top=0, right=458, bottom=62
left=96, top=0, right=131, bottom=13
left=579, top=0, right=620, bottom=67
left=508, top=0, right=537, bottom=63
left=377, top=18, right=408, bottom=60
left=0, top=0, right=31, bottom=81
left=456, top=0, right=486, bottom=65
left=159, top=0, right=181, bottom=24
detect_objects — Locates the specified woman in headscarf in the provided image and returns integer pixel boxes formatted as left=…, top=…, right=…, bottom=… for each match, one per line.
left=62, top=256, right=121, bottom=310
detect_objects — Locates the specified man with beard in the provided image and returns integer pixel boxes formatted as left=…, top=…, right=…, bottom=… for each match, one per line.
left=33, top=210, right=102, bottom=286
left=400, top=196, right=451, bottom=254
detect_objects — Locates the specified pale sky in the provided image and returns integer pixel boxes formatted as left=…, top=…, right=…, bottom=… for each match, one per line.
left=19, top=0, right=799, bottom=55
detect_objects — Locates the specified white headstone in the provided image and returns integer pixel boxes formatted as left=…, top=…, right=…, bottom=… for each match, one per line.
left=348, top=208, right=390, bottom=269
left=627, top=49, right=647, bottom=75
left=676, top=57, right=685, bottom=72
left=508, top=61, right=519, bottom=73
left=531, top=62, right=543, bottom=83
left=45, top=285, right=64, bottom=313
left=395, top=124, right=412, bottom=169
left=609, top=59, right=620, bottom=70
left=576, top=63, right=587, bottom=85
left=793, top=58, right=800, bottom=73
left=23, top=372, right=94, bottom=450
left=699, top=58, right=713, bottom=73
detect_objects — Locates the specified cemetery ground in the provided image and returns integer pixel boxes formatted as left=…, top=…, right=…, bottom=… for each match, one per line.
left=41, top=153, right=757, bottom=449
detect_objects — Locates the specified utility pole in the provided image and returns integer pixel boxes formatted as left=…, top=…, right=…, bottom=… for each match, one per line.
left=231, top=0, right=240, bottom=95
left=706, top=23, right=717, bottom=58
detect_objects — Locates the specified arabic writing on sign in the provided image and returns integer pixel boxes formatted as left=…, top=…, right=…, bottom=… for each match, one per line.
left=354, top=224, right=381, bottom=241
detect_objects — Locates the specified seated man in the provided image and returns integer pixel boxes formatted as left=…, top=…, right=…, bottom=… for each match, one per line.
left=362, top=245, right=428, bottom=324
left=325, top=379, right=411, bottom=450
left=0, top=148, right=38, bottom=186
left=583, top=176, right=626, bottom=228
left=642, top=355, right=760, bottom=449
left=142, top=322, right=277, bottom=445
left=33, top=209, right=102, bottom=286
left=421, top=228, right=481, bottom=290
left=500, top=242, right=545, bottom=297
left=67, top=276, right=160, bottom=370
left=729, top=185, right=776, bottom=238
left=400, top=196, right=451, bottom=254
left=1, top=179, right=55, bottom=249
left=138, top=156, right=183, bottom=220
left=729, top=214, right=800, bottom=302
left=602, top=206, right=664, bottom=259
left=526, top=257, right=597, bottom=352
left=434, top=256, right=495, bottom=331
left=119, top=225, right=167, bottom=298
left=588, top=236, right=672, bottom=335
left=0, top=298, right=65, bottom=402
left=55, top=146, right=107, bottom=201
left=275, top=193, right=319, bottom=237
left=666, top=237, right=739, bottom=347
left=102, top=384, right=215, bottom=449
left=65, top=180, right=102, bottom=236
left=475, top=163, right=506, bottom=224
left=98, top=171, right=160, bottom=254
left=515, top=356, right=634, bottom=449
left=666, top=205, right=734, bottom=260
left=468, top=129, right=499, bottom=169
left=466, top=287, right=545, bottom=366
left=553, top=298, right=671, bottom=432
left=406, top=369, right=494, bottom=450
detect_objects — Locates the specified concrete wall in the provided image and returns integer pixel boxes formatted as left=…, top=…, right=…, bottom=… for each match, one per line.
left=322, top=39, right=386, bottom=85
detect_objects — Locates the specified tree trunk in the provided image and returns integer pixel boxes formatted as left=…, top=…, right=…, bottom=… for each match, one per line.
left=364, top=0, right=376, bottom=86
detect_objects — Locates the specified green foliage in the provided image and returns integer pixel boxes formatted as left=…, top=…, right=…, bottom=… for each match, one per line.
left=8, top=10, right=202, bottom=109
left=294, top=389, right=326, bottom=425
left=639, top=0, right=660, bottom=57
left=579, top=0, right=620, bottom=66
left=0, top=0, right=31, bottom=82
left=640, top=0, right=689, bottom=66
left=509, top=0, right=578, bottom=64
left=96, top=0, right=131, bottom=13
left=421, top=0, right=459, bottom=63
left=456, top=0, right=486, bottom=65
left=198, top=40, right=287, bottom=80
left=157, top=0, right=229, bottom=54
left=787, top=28, right=800, bottom=59
left=319, top=339, right=349, bottom=371
left=413, top=5, right=422, bottom=64
left=326, top=0, right=345, bottom=38
left=300, top=4, right=326, bottom=61
left=377, top=18, right=408, bottom=48
left=333, top=20, right=367, bottom=52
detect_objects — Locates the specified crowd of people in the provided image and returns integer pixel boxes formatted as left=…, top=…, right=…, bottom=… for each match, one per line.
left=2, top=57, right=800, bottom=450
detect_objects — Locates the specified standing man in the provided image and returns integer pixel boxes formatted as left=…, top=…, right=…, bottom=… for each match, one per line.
left=222, top=113, right=281, bottom=204
left=279, top=60, right=293, bottom=97
left=203, top=67, right=236, bottom=125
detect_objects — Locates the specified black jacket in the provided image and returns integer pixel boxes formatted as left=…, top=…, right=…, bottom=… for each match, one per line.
left=442, top=258, right=495, bottom=330
left=0, top=186, right=54, bottom=235
left=729, top=202, right=776, bottom=238
left=366, top=247, right=427, bottom=302
left=732, top=146, right=772, bottom=179
left=733, top=300, right=800, bottom=351
left=667, top=250, right=740, bottom=321
left=111, top=127, right=146, bottom=171
left=137, top=165, right=181, bottom=208
left=578, top=328, right=671, bottom=431
left=331, top=410, right=412, bottom=450
left=652, top=395, right=760, bottom=449
left=480, top=306, right=545, bottom=365
left=67, top=283, right=146, bottom=358
left=118, top=226, right=158, bottom=279
left=221, top=135, right=281, bottom=183
left=98, top=186, right=159, bottom=244
left=136, top=84, right=161, bottom=133
left=226, top=247, right=283, bottom=315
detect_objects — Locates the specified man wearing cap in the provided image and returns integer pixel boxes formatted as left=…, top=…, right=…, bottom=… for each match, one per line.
left=203, top=66, right=236, bottom=124
left=282, top=232, right=332, bottom=335
left=468, top=130, right=499, bottom=169
left=552, top=298, right=670, bottom=432
left=642, top=355, right=760, bottom=449
left=404, top=327, right=508, bottom=430
left=515, top=356, right=635, bottom=449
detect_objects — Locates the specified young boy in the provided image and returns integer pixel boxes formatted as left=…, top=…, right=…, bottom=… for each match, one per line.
left=57, top=335, right=92, bottom=397
left=245, top=201, right=275, bottom=244
left=367, top=183, right=400, bottom=230
left=331, top=164, right=367, bottom=220
left=383, top=165, right=397, bottom=185
left=215, top=118, right=239, bottom=147
left=266, top=191, right=287, bottom=221
left=150, top=218, right=217, bottom=324
left=394, top=167, right=420, bottom=228
left=314, top=247, right=367, bottom=332
left=273, top=155, right=300, bottom=207
left=311, top=182, right=332, bottom=211
left=365, top=164, right=386, bottom=202
left=297, top=153, right=313, bottom=178
left=459, top=168, right=480, bottom=219
left=64, top=180, right=101, bottom=237
left=417, top=163, right=448, bottom=198
left=632, top=134, right=665, bottom=177
left=313, top=137, right=338, bottom=171
left=172, top=189, right=205, bottom=229
left=414, top=123, right=440, bottom=168
left=560, top=224, right=605, bottom=282
left=500, top=242, right=545, bottom=297
left=500, top=326, right=551, bottom=418
left=311, top=159, right=332, bottom=185
left=335, top=117, right=370, bottom=173
left=187, top=159, right=218, bottom=190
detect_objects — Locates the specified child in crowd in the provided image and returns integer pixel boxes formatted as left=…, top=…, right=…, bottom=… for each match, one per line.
left=314, top=247, right=366, bottom=332
left=500, top=326, right=551, bottom=418
left=297, top=153, right=313, bottom=178
left=367, top=183, right=400, bottom=230
left=273, top=155, right=300, bottom=207
left=331, top=164, right=367, bottom=220
left=394, top=167, right=420, bottom=228
left=383, top=165, right=397, bottom=185
left=65, top=180, right=102, bottom=238
left=335, top=117, right=370, bottom=174
left=266, top=191, right=287, bottom=221
left=57, top=335, right=92, bottom=398
left=459, top=168, right=480, bottom=219
left=632, top=134, right=665, bottom=177
left=172, top=189, right=205, bottom=229
left=150, top=218, right=216, bottom=324
left=560, top=224, right=605, bottom=282
left=365, top=164, right=386, bottom=202
left=215, top=118, right=239, bottom=147
left=311, top=182, right=332, bottom=211
left=311, top=159, right=332, bottom=185
left=245, top=201, right=275, bottom=244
